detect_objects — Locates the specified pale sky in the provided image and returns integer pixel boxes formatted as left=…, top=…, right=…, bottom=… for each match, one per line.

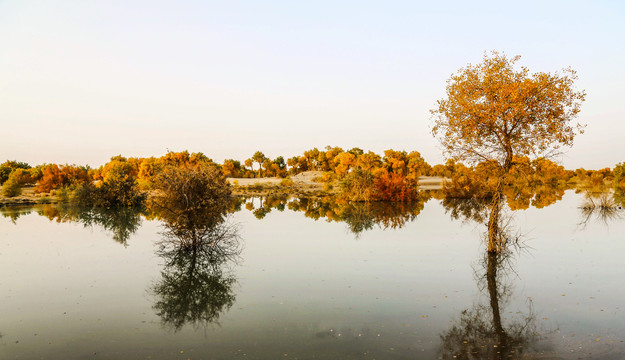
left=1, top=0, right=623, bottom=169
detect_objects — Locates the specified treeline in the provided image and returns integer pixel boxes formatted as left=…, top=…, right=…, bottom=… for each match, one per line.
left=0, top=151, right=218, bottom=204
left=1, top=148, right=624, bottom=204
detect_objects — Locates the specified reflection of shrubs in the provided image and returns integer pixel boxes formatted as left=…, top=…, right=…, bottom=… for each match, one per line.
left=579, top=192, right=623, bottom=226
left=252, top=194, right=431, bottom=234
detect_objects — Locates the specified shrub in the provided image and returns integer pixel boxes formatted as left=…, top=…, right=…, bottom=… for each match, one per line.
left=11, top=169, right=34, bottom=185
left=149, top=164, right=232, bottom=238
left=97, top=162, right=144, bottom=207
left=280, top=177, right=294, bottom=187
left=373, top=170, right=419, bottom=202
left=1, top=176, right=22, bottom=197
left=0, top=167, right=11, bottom=185
left=340, top=168, right=375, bottom=202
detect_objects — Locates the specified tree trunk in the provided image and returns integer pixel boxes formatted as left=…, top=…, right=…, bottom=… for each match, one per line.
left=487, top=155, right=513, bottom=253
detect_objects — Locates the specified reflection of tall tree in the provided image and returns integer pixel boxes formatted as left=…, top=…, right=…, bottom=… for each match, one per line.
left=439, top=246, right=539, bottom=359
left=439, top=203, right=541, bottom=359
left=439, top=181, right=569, bottom=252
left=148, top=164, right=241, bottom=331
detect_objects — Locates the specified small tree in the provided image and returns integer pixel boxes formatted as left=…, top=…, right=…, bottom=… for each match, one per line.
left=150, top=164, right=232, bottom=245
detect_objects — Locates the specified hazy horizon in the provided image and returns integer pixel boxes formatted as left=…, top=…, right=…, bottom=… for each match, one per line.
left=2, top=1, right=624, bottom=169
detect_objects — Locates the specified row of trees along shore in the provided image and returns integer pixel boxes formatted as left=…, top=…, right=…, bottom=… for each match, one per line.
left=0, top=150, right=623, bottom=201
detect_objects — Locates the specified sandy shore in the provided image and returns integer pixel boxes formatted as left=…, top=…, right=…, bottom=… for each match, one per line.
left=228, top=172, right=448, bottom=190
left=227, top=171, right=325, bottom=187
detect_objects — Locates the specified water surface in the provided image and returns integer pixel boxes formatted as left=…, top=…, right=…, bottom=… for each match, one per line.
left=1, top=191, right=624, bottom=359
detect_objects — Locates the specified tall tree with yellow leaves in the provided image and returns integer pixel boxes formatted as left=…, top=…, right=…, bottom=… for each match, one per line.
left=432, top=52, right=585, bottom=252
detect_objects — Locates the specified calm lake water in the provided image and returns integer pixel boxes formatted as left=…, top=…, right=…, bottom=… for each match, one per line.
left=1, top=190, right=624, bottom=359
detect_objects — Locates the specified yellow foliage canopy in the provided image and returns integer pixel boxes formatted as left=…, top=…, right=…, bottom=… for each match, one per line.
left=432, top=51, right=585, bottom=171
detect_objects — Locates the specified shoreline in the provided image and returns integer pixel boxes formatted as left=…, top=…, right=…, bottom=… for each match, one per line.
left=1, top=175, right=448, bottom=207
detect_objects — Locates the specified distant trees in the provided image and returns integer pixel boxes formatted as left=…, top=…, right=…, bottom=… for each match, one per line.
left=10, top=145, right=619, bottom=213
left=251, top=151, right=267, bottom=178
left=94, top=156, right=144, bottom=207
left=0, top=160, right=30, bottom=185
left=35, top=164, right=90, bottom=193
left=221, top=159, right=241, bottom=178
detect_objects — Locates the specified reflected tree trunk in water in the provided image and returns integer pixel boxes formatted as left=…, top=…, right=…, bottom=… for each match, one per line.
left=439, top=189, right=542, bottom=359
left=486, top=251, right=508, bottom=357
left=439, top=248, right=539, bottom=359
